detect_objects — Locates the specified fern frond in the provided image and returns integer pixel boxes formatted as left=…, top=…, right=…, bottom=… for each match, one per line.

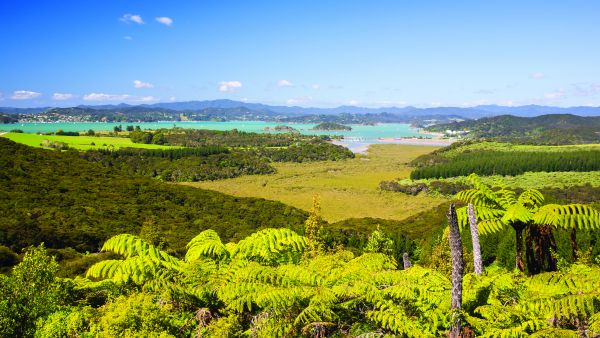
left=533, top=204, right=600, bottom=230
left=231, top=228, right=308, bottom=265
left=186, top=229, right=229, bottom=262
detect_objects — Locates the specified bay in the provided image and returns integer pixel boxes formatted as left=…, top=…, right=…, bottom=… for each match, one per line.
left=0, top=121, right=435, bottom=151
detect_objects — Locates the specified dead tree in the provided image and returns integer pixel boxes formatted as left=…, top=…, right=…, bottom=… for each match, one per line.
left=468, top=203, right=483, bottom=275
left=402, top=252, right=413, bottom=269
left=447, top=203, right=464, bottom=338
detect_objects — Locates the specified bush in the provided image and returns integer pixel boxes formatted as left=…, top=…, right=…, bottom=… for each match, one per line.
left=55, top=130, right=80, bottom=136
left=89, top=293, right=188, bottom=337
left=378, top=180, right=427, bottom=195
left=0, top=245, right=70, bottom=337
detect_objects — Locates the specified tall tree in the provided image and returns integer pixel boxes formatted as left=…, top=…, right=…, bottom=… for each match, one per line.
left=447, top=204, right=463, bottom=338
left=468, top=203, right=483, bottom=275
left=456, top=174, right=600, bottom=273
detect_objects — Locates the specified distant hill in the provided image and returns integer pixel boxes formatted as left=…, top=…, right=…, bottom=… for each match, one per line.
left=427, top=114, right=600, bottom=144
left=9, top=101, right=599, bottom=125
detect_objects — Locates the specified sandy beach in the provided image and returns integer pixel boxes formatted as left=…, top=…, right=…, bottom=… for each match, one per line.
left=376, top=137, right=456, bottom=146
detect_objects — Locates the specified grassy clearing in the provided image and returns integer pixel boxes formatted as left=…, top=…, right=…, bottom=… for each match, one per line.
left=443, top=141, right=600, bottom=157
left=401, top=171, right=600, bottom=190
left=1, top=132, right=175, bottom=150
left=182, top=144, right=447, bottom=222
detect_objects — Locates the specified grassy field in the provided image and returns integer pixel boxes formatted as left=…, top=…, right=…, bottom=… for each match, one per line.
left=183, top=144, right=447, bottom=222
left=1, top=132, right=174, bottom=150
left=400, top=171, right=600, bottom=190
left=443, top=141, right=600, bottom=157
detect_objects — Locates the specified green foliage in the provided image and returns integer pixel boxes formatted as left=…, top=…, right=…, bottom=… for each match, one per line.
left=3, top=228, right=596, bottom=337
left=131, top=128, right=324, bottom=147
left=35, top=307, right=96, bottom=338
left=364, top=226, right=394, bottom=255
left=311, top=122, right=352, bottom=131
left=83, top=146, right=276, bottom=181
left=256, top=141, right=355, bottom=162
left=427, top=114, right=600, bottom=145
left=463, top=264, right=600, bottom=337
left=455, top=174, right=600, bottom=273
left=411, top=150, right=600, bottom=179
left=0, top=245, right=70, bottom=338
left=89, top=293, right=188, bottom=337
left=0, top=137, right=307, bottom=255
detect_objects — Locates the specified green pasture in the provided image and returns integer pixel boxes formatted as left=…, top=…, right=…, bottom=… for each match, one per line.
left=1, top=132, right=175, bottom=150
left=443, top=141, right=600, bottom=157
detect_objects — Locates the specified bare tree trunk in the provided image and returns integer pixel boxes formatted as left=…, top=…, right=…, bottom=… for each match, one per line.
left=447, top=204, right=463, bottom=338
left=571, top=227, right=578, bottom=261
left=514, top=222, right=526, bottom=272
left=402, top=252, right=412, bottom=269
left=468, top=204, right=483, bottom=275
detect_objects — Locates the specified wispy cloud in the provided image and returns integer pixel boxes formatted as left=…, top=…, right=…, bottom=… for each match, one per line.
left=311, top=84, right=320, bottom=90
left=474, top=89, right=495, bottom=95
left=530, top=72, right=545, bottom=79
left=83, top=93, right=159, bottom=102
left=11, top=90, right=41, bottom=100
left=84, top=93, right=129, bottom=101
left=120, top=14, right=144, bottom=25
left=543, top=89, right=565, bottom=100
left=218, top=81, right=242, bottom=92
left=277, top=79, right=293, bottom=87
left=52, top=93, right=75, bottom=101
left=348, top=99, right=360, bottom=106
left=572, top=82, right=600, bottom=97
left=133, top=80, right=154, bottom=89
left=286, top=96, right=312, bottom=105
left=123, top=36, right=133, bottom=41
left=155, top=17, right=173, bottom=26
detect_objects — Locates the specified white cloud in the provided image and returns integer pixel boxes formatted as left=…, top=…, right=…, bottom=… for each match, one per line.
left=123, top=36, right=133, bottom=41
left=133, top=80, right=154, bottom=89
left=120, top=14, right=144, bottom=24
left=169, top=96, right=177, bottom=102
left=311, top=84, right=320, bottom=90
left=137, top=96, right=159, bottom=102
left=348, top=99, right=360, bottom=106
left=530, top=72, right=545, bottom=79
left=11, top=90, right=41, bottom=100
left=0, top=92, right=3, bottom=100
left=52, top=93, right=75, bottom=101
left=155, top=17, right=173, bottom=26
left=218, top=81, right=242, bottom=92
left=277, top=79, right=293, bottom=87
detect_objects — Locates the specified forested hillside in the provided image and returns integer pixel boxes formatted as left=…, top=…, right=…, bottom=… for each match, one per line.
left=427, top=114, right=600, bottom=144
left=0, top=138, right=308, bottom=255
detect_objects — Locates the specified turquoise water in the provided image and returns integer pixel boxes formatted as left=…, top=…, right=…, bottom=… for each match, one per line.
left=0, top=121, right=431, bottom=151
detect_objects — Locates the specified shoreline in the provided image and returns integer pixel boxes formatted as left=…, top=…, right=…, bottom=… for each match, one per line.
left=376, top=137, right=456, bottom=146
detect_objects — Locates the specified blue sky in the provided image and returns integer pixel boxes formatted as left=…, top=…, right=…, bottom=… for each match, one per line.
left=1, top=0, right=600, bottom=108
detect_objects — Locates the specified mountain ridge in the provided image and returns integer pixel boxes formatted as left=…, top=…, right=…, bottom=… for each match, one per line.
left=3, top=100, right=600, bottom=118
